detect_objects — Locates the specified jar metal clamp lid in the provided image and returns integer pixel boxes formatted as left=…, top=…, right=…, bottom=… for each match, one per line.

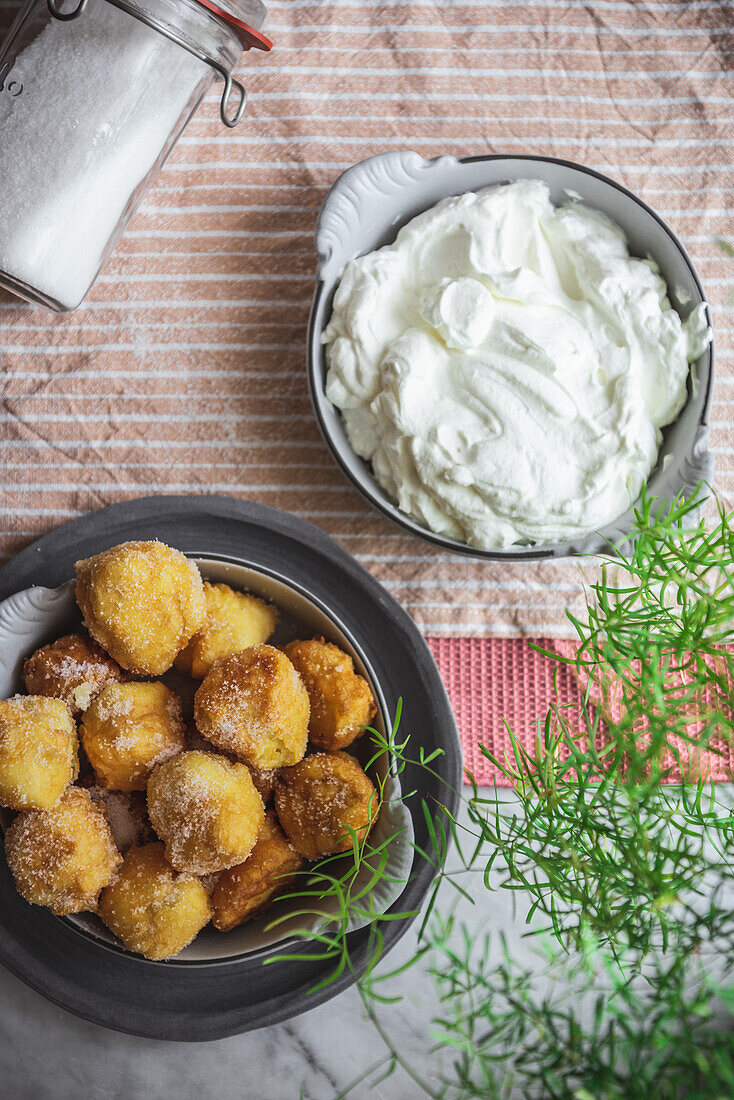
left=46, top=0, right=273, bottom=127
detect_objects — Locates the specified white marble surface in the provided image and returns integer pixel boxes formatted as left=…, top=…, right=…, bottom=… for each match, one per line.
left=0, top=801, right=546, bottom=1100
left=3, top=790, right=729, bottom=1098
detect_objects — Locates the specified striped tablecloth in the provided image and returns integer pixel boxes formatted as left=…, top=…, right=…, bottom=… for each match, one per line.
left=0, top=0, right=732, bottom=783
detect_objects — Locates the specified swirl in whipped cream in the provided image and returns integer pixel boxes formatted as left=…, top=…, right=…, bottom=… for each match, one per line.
left=323, top=180, right=711, bottom=549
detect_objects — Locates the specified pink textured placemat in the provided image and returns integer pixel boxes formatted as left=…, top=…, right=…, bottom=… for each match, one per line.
left=429, top=637, right=734, bottom=787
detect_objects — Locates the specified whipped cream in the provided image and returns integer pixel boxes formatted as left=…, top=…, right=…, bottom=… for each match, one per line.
left=324, top=179, right=711, bottom=549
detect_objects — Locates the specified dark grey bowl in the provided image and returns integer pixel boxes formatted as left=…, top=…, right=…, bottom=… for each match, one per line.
left=0, top=495, right=461, bottom=1039
left=308, top=152, right=715, bottom=561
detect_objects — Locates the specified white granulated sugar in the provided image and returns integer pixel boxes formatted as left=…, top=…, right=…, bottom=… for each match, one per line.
left=110, top=730, right=138, bottom=751
left=53, top=655, right=88, bottom=676
left=96, top=694, right=134, bottom=721
left=150, top=740, right=183, bottom=768
left=0, top=0, right=209, bottom=308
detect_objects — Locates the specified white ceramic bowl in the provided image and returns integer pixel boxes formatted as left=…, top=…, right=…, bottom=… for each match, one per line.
left=308, top=152, right=715, bottom=560
left=0, top=557, right=413, bottom=964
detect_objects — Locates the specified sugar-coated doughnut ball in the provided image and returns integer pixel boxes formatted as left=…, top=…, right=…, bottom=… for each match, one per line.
left=81, top=681, right=185, bottom=792
left=23, top=632, right=125, bottom=717
left=275, top=751, right=378, bottom=861
left=284, top=639, right=376, bottom=751
left=5, top=787, right=121, bottom=914
left=194, top=645, right=309, bottom=769
left=75, top=540, right=205, bottom=676
left=0, top=695, right=78, bottom=810
left=174, top=582, right=278, bottom=680
left=98, top=842, right=210, bottom=960
left=147, top=750, right=265, bottom=874
left=185, top=724, right=278, bottom=803
left=211, top=811, right=303, bottom=931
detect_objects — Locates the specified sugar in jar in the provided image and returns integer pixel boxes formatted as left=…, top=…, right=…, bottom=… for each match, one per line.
left=0, top=0, right=271, bottom=311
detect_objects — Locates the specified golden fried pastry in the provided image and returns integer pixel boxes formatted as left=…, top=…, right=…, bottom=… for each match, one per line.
left=0, top=695, right=78, bottom=810
left=75, top=540, right=205, bottom=675
left=98, top=842, right=210, bottom=960
left=147, top=750, right=264, bottom=874
left=284, top=639, right=376, bottom=751
left=194, top=645, right=309, bottom=770
left=23, top=632, right=125, bottom=717
left=174, top=582, right=278, bottom=680
left=275, top=751, right=378, bottom=860
left=80, top=681, right=185, bottom=792
left=5, top=787, right=120, bottom=914
left=184, top=727, right=277, bottom=804
left=211, top=811, right=303, bottom=931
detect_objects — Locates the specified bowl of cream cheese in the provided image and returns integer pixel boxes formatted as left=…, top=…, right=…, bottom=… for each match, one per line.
left=307, top=152, right=714, bottom=559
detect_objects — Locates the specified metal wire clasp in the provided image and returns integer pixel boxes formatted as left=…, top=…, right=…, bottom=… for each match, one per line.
left=47, top=0, right=248, bottom=128
left=48, top=0, right=88, bottom=19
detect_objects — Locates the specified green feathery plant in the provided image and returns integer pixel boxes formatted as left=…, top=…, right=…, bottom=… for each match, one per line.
left=270, top=486, right=734, bottom=1099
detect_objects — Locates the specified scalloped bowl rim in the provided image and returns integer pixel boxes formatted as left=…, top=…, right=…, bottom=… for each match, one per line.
left=307, top=151, right=715, bottom=561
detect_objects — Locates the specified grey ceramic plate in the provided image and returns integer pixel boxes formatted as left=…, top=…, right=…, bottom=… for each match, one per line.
left=0, top=495, right=461, bottom=1040
left=308, top=151, right=715, bottom=561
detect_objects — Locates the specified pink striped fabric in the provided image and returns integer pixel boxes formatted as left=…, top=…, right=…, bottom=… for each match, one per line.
left=431, top=638, right=734, bottom=786
left=429, top=636, right=581, bottom=785
left=0, top=1, right=732, bottom=783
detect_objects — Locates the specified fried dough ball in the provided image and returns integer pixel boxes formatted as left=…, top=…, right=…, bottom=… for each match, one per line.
left=23, top=633, right=125, bottom=717
left=275, top=751, right=378, bottom=861
left=5, top=787, right=121, bottom=915
left=184, top=725, right=277, bottom=802
left=194, top=645, right=309, bottom=770
left=211, top=811, right=303, bottom=931
left=174, top=582, right=278, bottom=680
left=80, top=682, right=185, bottom=792
left=284, top=639, right=377, bottom=751
left=98, top=842, right=210, bottom=960
left=0, top=696, right=78, bottom=811
left=75, top=540, right=205, bottom=676
left=147, top=750, right=265, bottom=874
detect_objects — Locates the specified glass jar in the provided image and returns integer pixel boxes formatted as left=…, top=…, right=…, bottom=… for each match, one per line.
left=0, top=0, right=270, bottom=311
